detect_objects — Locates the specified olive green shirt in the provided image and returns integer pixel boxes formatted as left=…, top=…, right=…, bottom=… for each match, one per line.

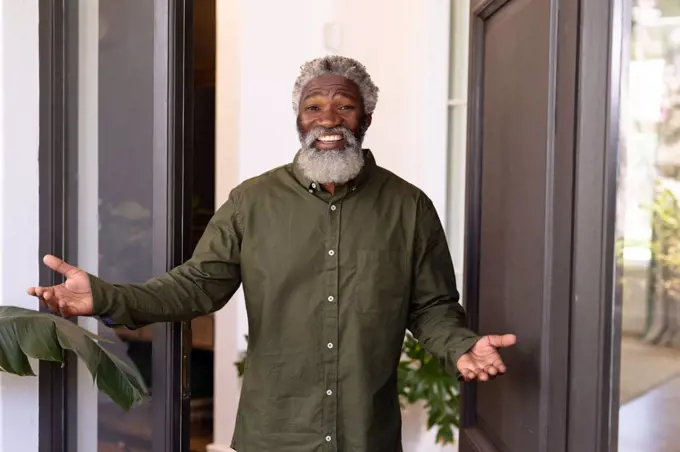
left=89, top=149, right=480, bottom=452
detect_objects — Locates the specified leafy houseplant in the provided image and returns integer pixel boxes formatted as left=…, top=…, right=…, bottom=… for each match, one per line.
left=234, top=331, right=461, bottom=445
left=398, top=331, right=460, bottom=444
left=0, top=306, right=148, bottom=411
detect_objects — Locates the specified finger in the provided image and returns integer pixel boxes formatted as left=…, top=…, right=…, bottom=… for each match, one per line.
left=43, top=254, right=79, bottom=278
left=465, top=365, right=485, bottom=381
left=485, top=334, right=517, bottom=348
left=485, top=365, right=498, bottom=376
left=43, top=298, right=60, bottom=313
left=27, top=287, right=37, bottom=296
left=492, top=358, right=507, bottom=373
left=42, top=288, right=55, bottom=301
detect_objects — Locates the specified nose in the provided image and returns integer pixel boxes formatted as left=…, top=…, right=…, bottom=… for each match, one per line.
left=317, top=107, right=342, bottom=128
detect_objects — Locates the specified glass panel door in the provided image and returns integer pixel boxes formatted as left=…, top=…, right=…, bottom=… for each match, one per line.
left=68, top=0, right=190, bottom=450
left=616, top=1, right=680, bottom=451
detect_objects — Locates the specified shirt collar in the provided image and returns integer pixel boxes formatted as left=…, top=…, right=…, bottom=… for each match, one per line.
left=291, top=148, right=376, bottom=193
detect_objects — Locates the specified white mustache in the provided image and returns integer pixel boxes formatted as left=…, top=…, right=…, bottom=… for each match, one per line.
left=302, top=126, right=358, bottom=149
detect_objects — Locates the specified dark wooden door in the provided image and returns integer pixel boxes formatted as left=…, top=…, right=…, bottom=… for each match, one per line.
left=459, top=1, right=626, bottom=451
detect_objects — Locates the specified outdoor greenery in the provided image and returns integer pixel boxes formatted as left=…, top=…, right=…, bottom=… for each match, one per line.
left=649, top=185, right=680, bottom=300
left=0, top=306, right=148, bottom=411
left=235, top=331, right=461, bottom=445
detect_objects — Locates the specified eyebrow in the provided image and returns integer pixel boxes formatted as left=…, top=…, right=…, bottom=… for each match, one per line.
left=302, top=89, right=359, bottom=103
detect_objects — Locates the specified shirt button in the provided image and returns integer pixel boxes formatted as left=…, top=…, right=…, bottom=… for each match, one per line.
left=326, top=389, right=333, bottom=396
left=311, top=183, right=317, bottom=189
left=330, top=204, right=337, bottom=211
left=327, top=342, right=333, bottom=349
left=328, top=296, right=334, bottom=302
left=325, top=436, right=332, bottom=442
left=308, top=189, right=313, bottom=193
left=328, top=250, right=335, bottom=256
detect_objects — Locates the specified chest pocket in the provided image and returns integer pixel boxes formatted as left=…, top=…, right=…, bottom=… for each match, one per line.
left=352, top=250, right=409, bottom=315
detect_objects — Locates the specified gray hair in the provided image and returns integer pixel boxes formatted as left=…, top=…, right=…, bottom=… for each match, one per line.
left=292, top=55, right=379, bottom=116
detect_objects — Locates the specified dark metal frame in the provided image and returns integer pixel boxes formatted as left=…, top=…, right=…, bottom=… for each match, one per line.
left=460, top=0, right=627, bottom=451
left=567, top=0, right=628, bottom=450
left=38, top=1, right=79, bottom=450
left=152, top=1, right=195, bottom=451
left=38, top=1, right=195, bottom=451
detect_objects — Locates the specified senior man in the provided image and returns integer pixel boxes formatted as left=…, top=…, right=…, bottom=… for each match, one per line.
left=29, top=55, right=516, bottom=452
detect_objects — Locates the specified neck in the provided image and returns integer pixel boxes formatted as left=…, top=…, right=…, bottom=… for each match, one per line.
left=322, top=183, right=335, bottom=195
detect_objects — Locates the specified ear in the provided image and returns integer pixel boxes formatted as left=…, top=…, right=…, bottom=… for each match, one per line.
left=364, top=114, right=373, bottom=129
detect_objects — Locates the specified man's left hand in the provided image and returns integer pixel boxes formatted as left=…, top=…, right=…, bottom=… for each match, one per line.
left=456, top=334, right=517, bottom=382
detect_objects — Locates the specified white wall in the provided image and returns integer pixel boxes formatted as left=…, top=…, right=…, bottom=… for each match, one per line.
left=0, top=0, right=41, bottom=450
left=210, top=0, right=241, bottom=450
left=211, top=1, right=460, bottom=451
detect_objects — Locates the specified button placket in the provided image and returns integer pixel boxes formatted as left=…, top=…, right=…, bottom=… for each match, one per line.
left=322, top=193, right=340, bottom=449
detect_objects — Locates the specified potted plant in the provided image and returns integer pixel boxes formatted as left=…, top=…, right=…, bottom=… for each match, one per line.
left=0, top=305, right=148, bottom=411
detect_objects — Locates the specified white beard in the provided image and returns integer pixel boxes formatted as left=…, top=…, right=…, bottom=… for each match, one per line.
left=296, top=126, right=365, bottom=184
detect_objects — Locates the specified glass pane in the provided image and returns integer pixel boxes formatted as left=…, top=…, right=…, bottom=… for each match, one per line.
left=75, top=0, right=160, bottom=450
left=617, top=2, right=680, bottom=451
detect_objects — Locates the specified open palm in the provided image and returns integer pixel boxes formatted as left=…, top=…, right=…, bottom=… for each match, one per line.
left=456, top=334, right=516, bottom=382
left=26, top=255, right=93, bottom=317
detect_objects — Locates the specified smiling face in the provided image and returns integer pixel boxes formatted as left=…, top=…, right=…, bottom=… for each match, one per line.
left=295, top=75, right=372, bottom=184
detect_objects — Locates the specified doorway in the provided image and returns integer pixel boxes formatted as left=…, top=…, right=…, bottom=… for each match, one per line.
left=38, top=0, right=205, bottom=451
left=457, top=0, right=625, bottom=451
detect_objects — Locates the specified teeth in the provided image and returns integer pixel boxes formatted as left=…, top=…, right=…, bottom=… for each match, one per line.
left=318, top=135, right=343, bottom=142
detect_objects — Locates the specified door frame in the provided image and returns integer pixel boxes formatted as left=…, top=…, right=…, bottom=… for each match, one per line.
left=460, top=0, right=628, bottom=451
left=37, top=1, right=195, bottom=451
left=152, top=0, right=195, bottom=451
left=567, top=0, right=628, bottom=450
left=38, top=2, right=79, bottom=450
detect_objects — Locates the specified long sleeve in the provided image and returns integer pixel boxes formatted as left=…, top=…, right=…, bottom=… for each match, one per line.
left=407, top=193, right=480, bottom=376
left=89, top=189, right=244, bottom=330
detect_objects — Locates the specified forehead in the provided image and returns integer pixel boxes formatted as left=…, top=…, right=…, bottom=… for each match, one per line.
left=301, top=75, right=361, bottom=100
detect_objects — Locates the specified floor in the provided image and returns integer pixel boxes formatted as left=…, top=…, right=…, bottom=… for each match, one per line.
left=619, top=376, right=680, bottom=452
left=619, top=335, right=680, bottom=403
left=618, top=336, right=680, bottom=452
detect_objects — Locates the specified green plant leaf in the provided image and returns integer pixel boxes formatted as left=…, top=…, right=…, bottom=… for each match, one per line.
left=0, top=306, right=148, bottom=411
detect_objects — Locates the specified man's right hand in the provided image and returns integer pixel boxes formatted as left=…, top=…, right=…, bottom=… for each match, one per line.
left=27, top=254, right=94, bottom=317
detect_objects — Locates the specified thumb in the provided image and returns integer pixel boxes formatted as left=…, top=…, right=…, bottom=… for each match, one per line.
left=43, top=254, right=79, bottom=278
left=485, top=334, right=517, bottom=348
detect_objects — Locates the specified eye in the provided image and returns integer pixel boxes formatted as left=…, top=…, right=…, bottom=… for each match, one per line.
left=305, top=105, right=320, bottom=111
left=339, top=105, right=356, bottom=111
